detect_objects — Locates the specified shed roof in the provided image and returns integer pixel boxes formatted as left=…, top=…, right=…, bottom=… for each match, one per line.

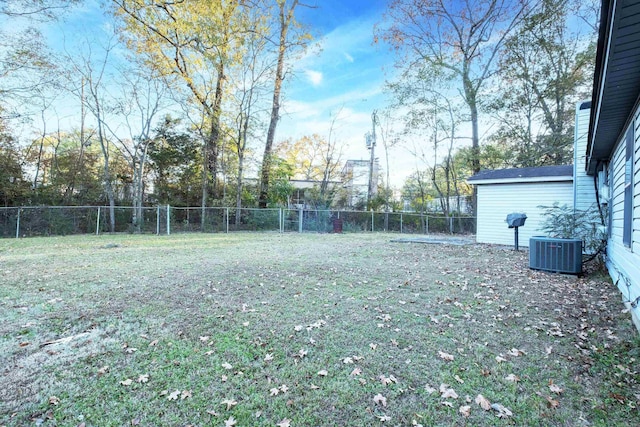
left=587, top=0, right=640, bottom=174
left=467, top=165, right=573, bottom=185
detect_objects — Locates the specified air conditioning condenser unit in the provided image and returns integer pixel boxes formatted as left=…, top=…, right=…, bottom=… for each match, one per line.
left=529, top=237, right=582, bottom=274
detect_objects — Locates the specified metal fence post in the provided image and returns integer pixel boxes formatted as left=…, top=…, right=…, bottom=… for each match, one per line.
left=279, top=208, right=283, bottom=233
left=166, top=204, right=170, bottom=235
left=225, top=208, right=229, bottom=233
left=96, top=206, right=101, bottom=235
left=298, top=208, right=303, bottom=233
left=15, top=208, right=21, bottom=239
left=371, top=210, right=374, bottom=232
left=400, top=213, right=403, bottom=234
left=425, top=215, right=429, bottom=234
left=156, top=205, right=160, bottom=235
left=449, top=217, right=454, bottom=234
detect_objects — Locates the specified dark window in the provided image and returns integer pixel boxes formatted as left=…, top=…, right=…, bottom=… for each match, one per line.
left=623, top=127, right=634, bottom=247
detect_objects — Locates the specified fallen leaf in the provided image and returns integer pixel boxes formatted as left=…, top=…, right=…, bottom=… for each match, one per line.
left=507, top=348, right=525, bottom=357
left=270, top=387, right=280, bottom=396
left=264, top=353, right=273, bottom=361
left=120, top=379, right=133, bottom=386
left=378, top=415, right=391, bottom=422
left=206, top=409, right=218, bottom=416
left=438, top=351, right=455, bottom=361
left=373, top=393, right=387, bottom=407
left=149, top=339, right=159, bottom=347
left=181, top=390, right=192, bottom=399
left=369, top=343, right=378, bottom=350
left=442, top=401, right=454, bottom=407
left=491, top=403, right=513, bottom=418
left=280, top=384, right=289, bottom=393
left=199, top=336, right=210, bottom=342
left=137, top=374, right=149, bottom=383
left=298, top=349, right=308, bottom=358
left=97, top=366, right=109, bottom=375
left=549, top=383, right=563, bottom=394
left=475, top=394, right=491, bottom=411
left=425, top=384, right=436, bottom=394
left=224, top=416, right=237, bottom=427
left=317, top=370, right=328, bottom=377
left=546, top=396, right=560, bottom=408
left=343, top=357, right=354, bottom=364
left=439, top=384, right=458, bottom=399
left=454, top=375, right=464, bottom=384
left=505, top=374, right=520, bottom=383
left=276, top=418, right=291, bottom=427
left=309, top=384, right=320, bottom=390
left=48, top=396, right=60, bottom=405
left=459, top=405, right=471, bottom=417
left=495, top=355, right=507, bottom=363
left=221, top=399, right=237, bottom=410
left=222, top=362, right=233, bottom=370
left=167, top=390, right=180, bottom=401
left=350, top=367, right=362, bottom=376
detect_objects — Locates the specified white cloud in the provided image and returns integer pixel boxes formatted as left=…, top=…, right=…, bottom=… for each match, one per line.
left=305, top=70, right=324, bottom=86
left=344, top=52, right=355, bottom=63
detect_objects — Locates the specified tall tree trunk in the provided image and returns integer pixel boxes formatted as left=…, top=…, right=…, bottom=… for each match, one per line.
left=259, top=0, right=299, bottom=208
left=208, top=62, right=225, bottom=200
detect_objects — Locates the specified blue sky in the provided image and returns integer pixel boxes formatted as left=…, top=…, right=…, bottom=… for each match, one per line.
left=280, top=0, right=406, bottom=183
left=14, top=0, right=412, bottom=186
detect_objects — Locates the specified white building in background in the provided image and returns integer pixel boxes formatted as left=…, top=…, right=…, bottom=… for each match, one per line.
left=341, top=159, right=379, bottom=208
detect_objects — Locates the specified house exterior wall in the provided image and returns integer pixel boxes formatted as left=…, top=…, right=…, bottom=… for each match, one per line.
left=574, top=103, right=598, bottom=212
left=605, top=105, right=640, bottom=330
left=476, top=181, right=574, bottom=245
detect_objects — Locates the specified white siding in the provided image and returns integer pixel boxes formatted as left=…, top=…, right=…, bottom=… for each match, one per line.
left=606, top=106, right=640, bottom=331
left=574, top=104, right=598, bottom=212
left=476, top=181, right=574, bottom=245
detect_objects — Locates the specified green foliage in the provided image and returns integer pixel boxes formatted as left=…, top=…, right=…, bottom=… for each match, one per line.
left=148, top=116, right=202, bottom=206
left=267, top=157, right=294, bottom=207
left=0, top=119, right=29, bottom=206
left=539, top=203, right=606, bottom=255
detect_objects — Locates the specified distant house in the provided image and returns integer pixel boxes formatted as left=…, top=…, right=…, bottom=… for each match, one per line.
left=287, top=179, right=341, bottom=209
left=586, top=0, right=640, bottom=330
left=341, top=159, right=379, bottom=208
left=467, top=165, right=574, bottom=245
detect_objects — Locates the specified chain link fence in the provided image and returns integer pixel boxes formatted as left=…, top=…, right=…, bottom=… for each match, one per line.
left=0, top=206, right=475, bottom=238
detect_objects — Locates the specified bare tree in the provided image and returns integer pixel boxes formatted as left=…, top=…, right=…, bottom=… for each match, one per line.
left=258, top=0, right=312, bottom=208
left=102, top=69, right=166, bottom=232
left=63, top=37, right=119, bottom=232
left=378, top=0, right=526, bottom=213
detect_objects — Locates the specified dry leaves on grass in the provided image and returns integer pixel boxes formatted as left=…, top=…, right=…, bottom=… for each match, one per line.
left=439, top=384, right=458, bottom=399
left=475, top=394, right=491, bottom=410
left=491, top=403, right=513, bottom=418
left=438, top=351, right=454, bottom=361
left=459, top=405, right=471, bottom=417
left=373, top=393, right=387, bottom=407
left=549, top=382, right=564, bottom=394
left=379, top=375, right=397, bottom=386
left=221, top=399, right=237, bottom=410
left=277, top=418, right=291, bottom=427
left=224, top=416, right=236, bottom=426
left=507, top=348, right=525, bottom=357
left=505, top=374, right=520, bottom=383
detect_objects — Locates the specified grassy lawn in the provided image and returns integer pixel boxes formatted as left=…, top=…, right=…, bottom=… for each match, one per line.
left=1, top=233, right=639, bottom=426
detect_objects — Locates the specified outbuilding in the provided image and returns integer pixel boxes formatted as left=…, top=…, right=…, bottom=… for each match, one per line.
left=468, top=165, right=574, bottom=246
